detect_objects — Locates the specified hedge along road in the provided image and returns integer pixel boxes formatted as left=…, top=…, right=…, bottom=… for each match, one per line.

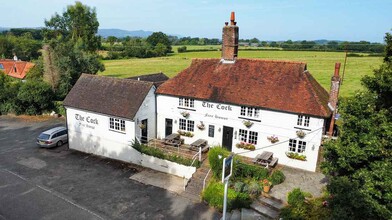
left=0, top=116, right=220, bottom=220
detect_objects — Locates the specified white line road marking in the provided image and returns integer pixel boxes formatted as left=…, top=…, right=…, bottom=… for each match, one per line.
left=1, top=169, right=105, bottom=220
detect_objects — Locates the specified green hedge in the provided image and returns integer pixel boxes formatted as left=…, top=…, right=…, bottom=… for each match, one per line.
left=233, top=162, right=269, bottom=180
left=208, top=147, right=231, bottom=178
left=270, top=170, right=285, bottom=185
left=132, top=140, right=200, bottom=168
left=54, top=101, right=66, bottom=116
left=202, top=181, right=252, bottom=212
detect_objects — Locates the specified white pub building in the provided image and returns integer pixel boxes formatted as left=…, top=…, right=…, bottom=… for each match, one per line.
left=63, top=12, right=340, bottom=173
left=156, top=12, right=340, bottom=172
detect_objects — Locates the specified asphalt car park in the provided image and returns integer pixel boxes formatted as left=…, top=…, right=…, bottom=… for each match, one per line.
left=0, top=116, right=219, bottom=220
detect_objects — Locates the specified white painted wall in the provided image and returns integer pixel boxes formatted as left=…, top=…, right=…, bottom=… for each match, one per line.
left=157, top=95, right=325, bottom=172
left=134, top=86, right=157, bottom=142
left=65, top=106, right=195, bottom=178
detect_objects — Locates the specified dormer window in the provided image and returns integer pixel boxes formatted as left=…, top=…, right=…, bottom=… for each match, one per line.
left=240, top=106, right=260, bottom=118
left=297, top=115, right=310, bottom=127
left=179, top=98, right=194, bottom=108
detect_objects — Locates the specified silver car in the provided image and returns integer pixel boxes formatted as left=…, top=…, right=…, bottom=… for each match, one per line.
left=36, top=126, right=68, bottom=148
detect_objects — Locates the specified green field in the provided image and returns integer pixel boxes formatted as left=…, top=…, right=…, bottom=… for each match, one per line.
left=100, top=48, right=383, bottom=97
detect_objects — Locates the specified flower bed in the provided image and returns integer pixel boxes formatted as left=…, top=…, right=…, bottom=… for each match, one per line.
left=236, top=142, right=255, bottom=151
left=177, top=130, right=194, bottom=137
left=285, top=152, right=307, bottom=161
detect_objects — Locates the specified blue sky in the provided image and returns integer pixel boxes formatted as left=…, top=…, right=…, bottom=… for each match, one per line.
left=2, top=0, right=391, bottom=42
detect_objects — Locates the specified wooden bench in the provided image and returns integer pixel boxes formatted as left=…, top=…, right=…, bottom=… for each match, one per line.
left=269, top=157, right=278, bottom=167
left=163, top=133, right=182, bottom=147
left=190, top=139, right=208, bottom=152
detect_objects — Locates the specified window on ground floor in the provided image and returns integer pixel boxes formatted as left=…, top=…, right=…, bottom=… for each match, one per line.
left=288, top=139, right=306, bottom=153
left=239, top=129, right=258, bottom=145
left=208, top=125, right=215, bottom=137
left=109, top=117, right=125, bottom=132
left=179, top=118, right=194, bottom=132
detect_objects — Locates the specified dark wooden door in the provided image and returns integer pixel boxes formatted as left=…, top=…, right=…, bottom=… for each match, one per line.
left=141, top=119, right=148, bottom=144
left=222, top=126, right=233, bottom=151
left=165, top=118, right=173, bottom=137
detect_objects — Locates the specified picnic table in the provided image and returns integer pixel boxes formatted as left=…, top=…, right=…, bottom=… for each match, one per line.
left=190, top=139, right=208, bottom=152
left=163, top=133, right=182, bottom=147
left=253, top=151, right=278, bottom=168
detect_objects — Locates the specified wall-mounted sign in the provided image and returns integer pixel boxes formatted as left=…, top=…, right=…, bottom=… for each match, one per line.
left=75, top=114, right=98, bottom=129
left=202, top=102, right=232, bottom=111
left=204, top=113, right=228, bottom=120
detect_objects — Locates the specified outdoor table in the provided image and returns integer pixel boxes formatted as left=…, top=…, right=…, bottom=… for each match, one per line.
left=163, top=133, right=181, bottom=147
left=254, top=151, right=274, bottom=167
left=190, top=139, right=208, bottom=152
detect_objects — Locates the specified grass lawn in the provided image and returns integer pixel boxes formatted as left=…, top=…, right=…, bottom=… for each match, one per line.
left=100, top=48, right=383, bottom=97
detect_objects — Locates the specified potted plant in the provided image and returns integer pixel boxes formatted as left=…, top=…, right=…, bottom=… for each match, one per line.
left=296, top=130, right=306, bottom=138
left=181, top=111, right=190, bottom=118
left=197, top=122, right=205, bottom=130
left=243, top=120, right=254, bottom=128
left=262, top=179, right=272, bottom=193
left=267, top=135, right=279, bottom=143
left=138, top=123, right=146, bottom=129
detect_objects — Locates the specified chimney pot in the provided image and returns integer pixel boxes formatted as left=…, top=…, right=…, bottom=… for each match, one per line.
left=230, top=12, right=235, bottom=25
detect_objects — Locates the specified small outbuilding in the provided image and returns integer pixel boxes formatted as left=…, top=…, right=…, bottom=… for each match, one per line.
left=63, top=74, right=156, bottom=162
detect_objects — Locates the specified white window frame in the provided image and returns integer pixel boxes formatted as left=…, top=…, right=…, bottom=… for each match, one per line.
left=109, top=117, right=125, bottom=132
left=240, top=106, right=260, bottom=119
left=297, top=115, right=310, bottom=127
left=179, top=118, right=194, bottom=132
left=179, top=98, right=194, bottom=108
left=288, top=139, right=306, bottom=153
left=239, top=129, right=258, bottom=145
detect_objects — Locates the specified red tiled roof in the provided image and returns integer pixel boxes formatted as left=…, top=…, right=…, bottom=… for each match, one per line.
left=0, top=59, right=35, bottom=79
left=156, top=58, right=331, bottom=118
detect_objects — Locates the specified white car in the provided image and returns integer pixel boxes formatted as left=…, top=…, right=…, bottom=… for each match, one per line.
left=36, top=126, right=68, bottom=148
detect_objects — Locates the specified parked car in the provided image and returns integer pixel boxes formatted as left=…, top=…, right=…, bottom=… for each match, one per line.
left=36, top=126, right=68, bottom=148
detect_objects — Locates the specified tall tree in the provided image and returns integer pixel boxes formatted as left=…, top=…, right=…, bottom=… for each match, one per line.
left=44, top=1, right=100, bottom=52
left=322, top=31, right=392, bottom=220
left=384, top=31, right=392, bottom=63
left=42, top=2, right=104, bottom=99
left=146, top=32, right=172, bottom=54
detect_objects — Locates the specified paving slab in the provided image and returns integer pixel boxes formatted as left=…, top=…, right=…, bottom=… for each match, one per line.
left=129, top=169, right=185, bottom=194
left=269, top=166, right=328, bottom=202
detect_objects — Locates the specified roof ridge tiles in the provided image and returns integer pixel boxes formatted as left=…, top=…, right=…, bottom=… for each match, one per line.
left=191, top=58, right=306, bottom=65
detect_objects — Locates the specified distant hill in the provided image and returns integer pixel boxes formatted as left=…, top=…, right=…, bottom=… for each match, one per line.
left=98, top=29, right=154, bottom=38
left=0, top=27, right=9, bottom=33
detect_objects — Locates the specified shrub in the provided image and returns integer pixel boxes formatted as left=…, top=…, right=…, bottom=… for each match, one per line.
left=281, top=189, right=330, bottom=220
left=208, top=147, right=230, bottom=178
left=247, top=179, right=261, bottom=197
left=202, top=181, right=251, bottom=212
left=233, top=162, right=269, bottom=180
left=234, top=181, right=245, bottom=193
left=54, top=101, right=66, bottom=116
left=17, top=80, right=54, bottom=115
left=287, top=188, right=308, bottom=207
left=270, top=170, right=285, bottom=185
left=177, top=46, right=187, bottom=53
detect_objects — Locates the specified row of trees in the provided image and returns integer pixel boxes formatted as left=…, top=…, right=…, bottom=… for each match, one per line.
left=0, top=34, right=42, bottom=61
left=103, top=32, right=172, bottom=59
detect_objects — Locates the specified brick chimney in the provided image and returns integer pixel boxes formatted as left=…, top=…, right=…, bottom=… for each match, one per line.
left=221, top=12, right=239, bottom=62
left=328, top=63, right=341, bottom=136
